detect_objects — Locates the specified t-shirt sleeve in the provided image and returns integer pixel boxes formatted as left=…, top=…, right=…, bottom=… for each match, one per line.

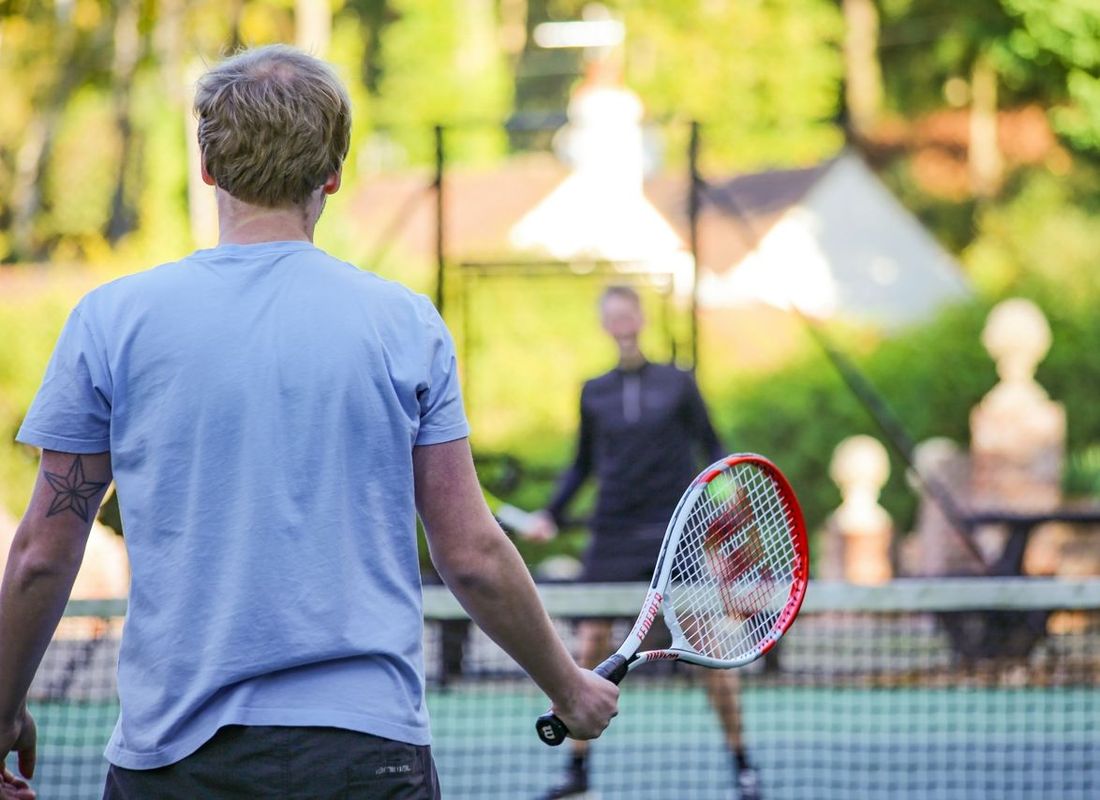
left=414, top=298, right=470, bottom=446
left=16, top=304, right=112, bottom=453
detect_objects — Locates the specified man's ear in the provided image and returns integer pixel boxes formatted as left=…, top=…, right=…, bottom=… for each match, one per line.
left=322, top=170, right=342, bottom=196
left=200, top=158, right=216, bottom=187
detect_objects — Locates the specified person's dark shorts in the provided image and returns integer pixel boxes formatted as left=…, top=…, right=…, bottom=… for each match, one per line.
left=581, top=522, right=666, bottom=583
left=580, top=523, right=674, bottom=647
left=102, top=725, right=441, bottom=800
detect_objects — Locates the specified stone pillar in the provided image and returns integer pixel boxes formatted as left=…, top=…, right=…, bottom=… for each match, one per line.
left=907, top=437, right=975, bottom=576
left=827, top=435, right=893, bottom=584
left=970, top=298, right=1065, bottom=568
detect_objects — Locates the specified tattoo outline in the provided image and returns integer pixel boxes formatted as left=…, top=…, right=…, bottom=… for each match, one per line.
left=44, top=455, right=107, bottom=522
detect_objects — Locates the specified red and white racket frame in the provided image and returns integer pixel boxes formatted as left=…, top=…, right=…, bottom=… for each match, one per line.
left=630, top=453, right=809, bottom=671
left=537, top=454, right=809, bottom=745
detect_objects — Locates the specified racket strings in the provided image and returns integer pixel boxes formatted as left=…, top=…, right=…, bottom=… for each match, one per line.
left=668, top=464, right=800, bottom=661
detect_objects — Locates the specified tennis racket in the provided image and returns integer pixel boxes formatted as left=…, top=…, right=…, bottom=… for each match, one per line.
left=536, top=453, right=809, bottom=745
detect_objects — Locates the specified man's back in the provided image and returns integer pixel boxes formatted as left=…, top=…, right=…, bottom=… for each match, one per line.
left=2, top=46, right=617, bottom=800
left=20, top=241, right=468, bottom=768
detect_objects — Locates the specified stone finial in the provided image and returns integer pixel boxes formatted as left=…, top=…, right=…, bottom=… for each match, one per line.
left=828, top=435, right=893, bottom=584
left=981, top=298, right=1051, bottom=385
left=909, top=437, right=963, bottom=491
left=830, top=434, right=891, bottom=495
left=971, top=297, right=1064, bottom=515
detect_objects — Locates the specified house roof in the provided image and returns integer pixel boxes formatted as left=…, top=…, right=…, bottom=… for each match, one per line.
left=351, top=154, right=819, bottom=269
left=697, top=152, right=971, bottom=326
left=349, top=152, right=966, bottom=299
left=350, top=155, right=567, bottom=268
left=703, top=162, right=831, bottom=222
left=644, top=162, right=837, bottom=274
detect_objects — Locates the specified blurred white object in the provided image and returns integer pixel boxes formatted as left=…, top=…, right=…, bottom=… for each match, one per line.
left=71, top=521, right=130, bottom=600
left=495, top=503, right=539, bottom=537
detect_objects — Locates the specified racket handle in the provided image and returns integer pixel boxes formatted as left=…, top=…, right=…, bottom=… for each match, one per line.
left=535, top=654, right=630, bottom=746
left=593, top=653, right=629, bottom=684
left=535, top=712, right=570, bottom=746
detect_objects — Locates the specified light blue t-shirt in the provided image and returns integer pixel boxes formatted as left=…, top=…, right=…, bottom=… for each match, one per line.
left=17, top=241, right=469, bottom=769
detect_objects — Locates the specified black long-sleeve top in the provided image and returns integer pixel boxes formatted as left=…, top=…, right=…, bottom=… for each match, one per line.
left=546, top=361, right=724, bottom=534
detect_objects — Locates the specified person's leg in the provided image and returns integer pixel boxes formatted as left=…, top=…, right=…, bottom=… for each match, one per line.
left=704, top=669, right=744, bottom=754
left=539, top=618, right=612, bottom=799
left=540, top=528, right=661, bottom=799
left=703, top=669, right=760, bottom=800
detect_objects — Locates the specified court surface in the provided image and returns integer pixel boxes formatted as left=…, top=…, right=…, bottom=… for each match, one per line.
left=29, top=679, right=1099, bottom=800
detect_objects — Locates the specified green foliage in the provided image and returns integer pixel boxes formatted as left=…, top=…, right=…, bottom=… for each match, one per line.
left=115, top=75, right=194, bottom=264
left=1, top=0, right=1097, bottom=265
left=964, top=164, right=1100, bottom=304
left=619, top=0, right=845, bottom=170
left=43, top=88, right=118, bottom=244
left=1002, top=0, right=1100, bottom=155
left=878, top=0, right=1100, bottom=156
left=715, top=302, right=996, bottom=539
left=373, top=0, right=512, bottom=164
left=879, top=0, right=1017, bottom=112
left=0, top=281, right=85, bottom=515
left=1064, top=445, right=1100, bottom=500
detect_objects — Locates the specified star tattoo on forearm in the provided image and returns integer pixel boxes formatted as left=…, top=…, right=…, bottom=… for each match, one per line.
left=44, top=455, right=107, bottom=522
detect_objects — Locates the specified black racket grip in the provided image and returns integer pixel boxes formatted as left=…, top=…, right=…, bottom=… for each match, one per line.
left=535, top=655, right=630, bottom=746
left=594, top=653, right=630, bottom=684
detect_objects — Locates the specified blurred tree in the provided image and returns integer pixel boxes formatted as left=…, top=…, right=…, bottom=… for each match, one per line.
left=1001, top=0, right=1100, bottom=156
left=843, top=0, right=885, bottom=140
left=373, top=0, right=511, bottom=164
left=345, top=0, right=392, bottom=94
left=0, top=0, right=1093, bottom=264
left=5, top=0, right=109, bottom=261
left=880, top=0, right=1020, bottom=196
left=618, top=0, right=845, bottom=170
left=105, top=0, right=145, bottom=245
left=877, top=0, right=1097, bottom=193
left=296, top=0, right=333, bottom=54
left=511, top=0, right=585, bottom=122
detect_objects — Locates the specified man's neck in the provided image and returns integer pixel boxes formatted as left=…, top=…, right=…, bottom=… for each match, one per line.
left=618, top=352, right=647, bottom=371
left=215, top=189, right=321, bottom=245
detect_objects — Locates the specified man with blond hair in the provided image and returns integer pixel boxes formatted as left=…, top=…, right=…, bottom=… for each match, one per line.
left=0, top=45, right=617, bottom=800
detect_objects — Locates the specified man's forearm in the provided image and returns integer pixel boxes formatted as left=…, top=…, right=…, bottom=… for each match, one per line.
left=432, top=528, right=582, bottom=704
left=0, top=525, right=83, bottom=724
left=415, top=439, right=618, bottom=739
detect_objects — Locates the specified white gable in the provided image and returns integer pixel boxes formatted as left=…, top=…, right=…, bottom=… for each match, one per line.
left=508, top=83, right=692, bottom=291
left=700, top=153, right=970, bottom=327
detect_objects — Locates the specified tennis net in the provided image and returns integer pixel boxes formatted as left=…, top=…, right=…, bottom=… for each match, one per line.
left=28, top=579, right=1100, bottom=799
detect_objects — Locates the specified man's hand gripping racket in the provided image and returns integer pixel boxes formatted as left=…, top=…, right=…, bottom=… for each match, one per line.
left=536, top=453, right=809, bottom=745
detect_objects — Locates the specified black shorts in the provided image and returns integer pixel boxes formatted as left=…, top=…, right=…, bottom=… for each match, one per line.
left=102, top=725, right=441, bottom=800
left=580, top=522, right=666, bottom=583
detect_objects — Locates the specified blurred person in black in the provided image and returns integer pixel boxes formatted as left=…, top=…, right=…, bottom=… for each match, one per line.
left=526, top=285, right=761, bottom=800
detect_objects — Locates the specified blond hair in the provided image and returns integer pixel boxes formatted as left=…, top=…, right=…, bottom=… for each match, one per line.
left=195, top=45, right=351, bottom=208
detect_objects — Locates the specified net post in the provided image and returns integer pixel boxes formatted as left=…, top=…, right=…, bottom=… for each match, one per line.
left=688, top=120, right=701, bottom=373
